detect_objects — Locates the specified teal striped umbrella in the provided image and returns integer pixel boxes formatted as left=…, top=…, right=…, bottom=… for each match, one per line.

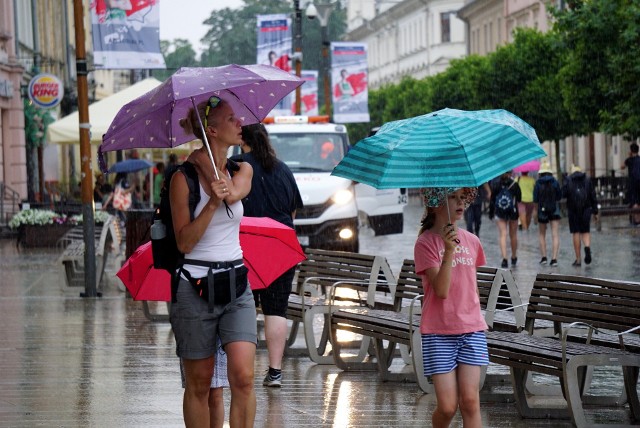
left=332, top=108, right=546, bottom=189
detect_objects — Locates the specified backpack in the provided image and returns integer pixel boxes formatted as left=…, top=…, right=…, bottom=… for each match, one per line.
left=495, top=182, right=516, bottom=218
left=150, top=159, right=240, bottom=273
left=151, top=161, right=200, bottom=273
left=631, top=157, right=640, bottom=181
left=538, top=180, right=557, bottom=216
left=567, top=177, right=589, bottom=212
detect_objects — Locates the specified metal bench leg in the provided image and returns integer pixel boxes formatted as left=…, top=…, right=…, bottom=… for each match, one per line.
left=330, top=323, right=374, bottom=371
left=142, top=301, right=170, bottom=322
left=303, top=306, right=334, bottom=364
left=411, top=327, right=434, bottom=394
left=511, top=367, right=569, bottom=419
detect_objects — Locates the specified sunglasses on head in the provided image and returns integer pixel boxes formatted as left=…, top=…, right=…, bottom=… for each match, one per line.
left=204, top=96, right=221, bottom=127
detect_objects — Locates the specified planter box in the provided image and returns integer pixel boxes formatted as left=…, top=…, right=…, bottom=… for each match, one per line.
left=18, top=224, right=75, bottom=248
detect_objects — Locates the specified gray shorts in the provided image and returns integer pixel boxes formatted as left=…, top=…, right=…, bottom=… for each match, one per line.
left=170, top=277, right=257, bottom=360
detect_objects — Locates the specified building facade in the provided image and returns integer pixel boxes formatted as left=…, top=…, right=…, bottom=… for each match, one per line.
left=345, top=0, right=467, bottom=89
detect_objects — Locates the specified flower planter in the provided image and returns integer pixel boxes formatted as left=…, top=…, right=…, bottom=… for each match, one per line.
left=19, top=224, right=75, bottom=248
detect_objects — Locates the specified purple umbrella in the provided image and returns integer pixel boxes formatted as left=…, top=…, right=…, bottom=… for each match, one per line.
left=513, top=159, right=541, bottom=173
left=98, top=64, right=304, bottom=172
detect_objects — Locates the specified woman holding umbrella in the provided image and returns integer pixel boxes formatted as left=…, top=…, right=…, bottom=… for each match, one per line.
left=415, top=187, right=489, bottom=428
left=171, top=97, right=256, bottom=427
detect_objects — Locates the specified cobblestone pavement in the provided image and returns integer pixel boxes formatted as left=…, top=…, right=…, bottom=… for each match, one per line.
left=0, top=199, right=638, bottom=427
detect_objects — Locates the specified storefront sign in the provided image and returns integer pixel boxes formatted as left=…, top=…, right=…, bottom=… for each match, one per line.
left=28, top=74, right=64, bottom=108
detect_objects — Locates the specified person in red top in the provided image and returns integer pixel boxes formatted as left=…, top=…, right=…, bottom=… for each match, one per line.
left=414, top=187, right=488, bottom=428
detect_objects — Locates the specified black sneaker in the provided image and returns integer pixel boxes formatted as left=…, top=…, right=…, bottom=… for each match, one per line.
left=572, top=260, right=581, bottom=267
left=584, top=247, right=592, bottom=265
left=550, top=259, right=558, bottom=267
left=501, top=259, right=508, bottom=268
left=263, top=371, right=282, bottom=387
left=539, top=257, right=548, bottom=265
left=511, top=257, right=518, bottom=267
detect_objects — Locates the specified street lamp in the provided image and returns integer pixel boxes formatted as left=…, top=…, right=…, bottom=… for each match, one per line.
left=306, top=2, right=335, bottom=119
left=293, top=1, right=303, bottom=114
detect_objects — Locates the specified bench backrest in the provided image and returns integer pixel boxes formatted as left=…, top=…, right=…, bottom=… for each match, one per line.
left=525, top=273, right=640, bottom=336
left=295, top=248, right=396, bottom=306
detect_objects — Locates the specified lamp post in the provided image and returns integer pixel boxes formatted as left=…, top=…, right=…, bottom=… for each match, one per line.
left=293, top=0, right=303, bottom=114
left=306, top=2, right=335, bottom=119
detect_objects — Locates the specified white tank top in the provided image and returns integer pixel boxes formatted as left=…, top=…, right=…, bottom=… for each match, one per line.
left=182, top=182, right=244, bottom=278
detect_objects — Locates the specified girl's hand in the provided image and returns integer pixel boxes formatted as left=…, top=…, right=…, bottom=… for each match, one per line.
left=442, top=223, right=458, bottom=251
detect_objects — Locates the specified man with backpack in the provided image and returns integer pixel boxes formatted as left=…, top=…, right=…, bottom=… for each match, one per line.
left=489, top=171, right=521, bottom=268
left=621, top=143, right=640, bottom=225
left=563, top=164, right=599, bottom=266
left=533, top=162, right=562, bottom=266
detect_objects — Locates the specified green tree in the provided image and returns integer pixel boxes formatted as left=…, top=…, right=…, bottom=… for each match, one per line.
left=152, top=39, right=199, bottom=81
left=429, top=55, right=490, bottom=111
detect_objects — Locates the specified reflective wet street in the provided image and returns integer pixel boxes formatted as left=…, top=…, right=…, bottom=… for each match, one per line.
left=0, top=195, right=638, bottom=427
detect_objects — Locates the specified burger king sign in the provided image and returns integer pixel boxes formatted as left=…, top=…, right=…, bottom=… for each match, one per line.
left=28, top=74, right=64, bottom=109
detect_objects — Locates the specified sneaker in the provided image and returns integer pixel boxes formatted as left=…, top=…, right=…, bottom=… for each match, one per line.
left=550, top=259, right=558, bottom=267
left=501, top=259, right=508, bottom=268
left=584, top=247, right=592, bottom=265
left=511, top=257, right=518, bottom=267
left=572, top=260, right=581, bottom=267
left=263, top=370, right=282, bottom=387
left=539, top=257, right=548, bottom=265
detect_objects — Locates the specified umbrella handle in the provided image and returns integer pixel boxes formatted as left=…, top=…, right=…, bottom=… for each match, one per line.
left=444, top=199, right=460, bottom=244
left=191, top=97, right=220, bottom=180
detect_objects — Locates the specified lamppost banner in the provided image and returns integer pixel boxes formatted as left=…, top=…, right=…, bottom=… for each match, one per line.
left=330, top=42, right=370, bottom=123
left=300, top=70, right=318, bottom=116
left=257, top=14, right=293, bottom=116
left=90, top=0, right=166, bottom=69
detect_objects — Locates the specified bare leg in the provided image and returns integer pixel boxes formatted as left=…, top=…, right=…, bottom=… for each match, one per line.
left=538, top=222, right=547, bottom=258
left=432, top=371, right=459, bottom=428
left=264, top=315, right=287, bottom=370
left=183, top=357, right=215, bottom=428
left=508, top=220, right=518, bottom=259
left=518, top=203, right=528, bottom=231
left=497, top=220, right=508, bottom=259
left=582, top=232, right=591, bottom=248
left=573, top=233, right=581, bottom=262
left=457, top=364, right=483, bottom=428
left=226, top=341, right=256, bottom=428
left=551, top=220, right=560, bottom=259
left=209, top=388, right=225, bottom=428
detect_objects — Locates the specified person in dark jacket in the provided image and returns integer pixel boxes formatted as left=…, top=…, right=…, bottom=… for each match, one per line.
left=233, top=123, right=303, bottom=388
left=562, top=165, right=599, bottom=266
left=533, top=162, right=562, bottom=266
left=489, top=171, right=521, bottom=268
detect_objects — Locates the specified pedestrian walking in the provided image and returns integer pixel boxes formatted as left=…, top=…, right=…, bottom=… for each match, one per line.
left=415, top=187, right=489, bottom=428
left=533, top=162, right=562, bottom=266
left=621, top=143, right=640, bottom=225
left=516, top=171, right=536, bottom=230
left=563, top=164, right=599, bottom=266
left=489, top=171, right=521, bottom=268
left=232, top=123, right=303, bottom=388
left=464, top=183, right=490, bottom=236
left=170, top=97, right=257, bottom=427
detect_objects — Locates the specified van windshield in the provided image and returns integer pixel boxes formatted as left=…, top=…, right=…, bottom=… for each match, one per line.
left=269, top=133, right=346, bottom=172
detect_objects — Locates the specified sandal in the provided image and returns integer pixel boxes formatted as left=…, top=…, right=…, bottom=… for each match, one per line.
left=572, top=260, right=581, bottom=267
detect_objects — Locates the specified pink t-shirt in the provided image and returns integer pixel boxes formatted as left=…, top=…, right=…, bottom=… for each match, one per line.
left=414, top=228, right=488, bottom=335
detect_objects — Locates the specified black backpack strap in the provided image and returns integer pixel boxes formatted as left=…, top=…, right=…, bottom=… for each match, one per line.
left=179, top=161, right=201, bottom=221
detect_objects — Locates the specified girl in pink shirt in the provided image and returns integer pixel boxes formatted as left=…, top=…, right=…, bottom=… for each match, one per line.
left=414, top=187, right=488, bottom=428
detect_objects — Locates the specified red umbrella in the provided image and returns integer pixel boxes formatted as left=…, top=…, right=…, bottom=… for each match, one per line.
left=240, top=216, right=306, bottom=290
left=116, top=241, right=171, bottom=301
left=116, top=217, right=306, bottom=300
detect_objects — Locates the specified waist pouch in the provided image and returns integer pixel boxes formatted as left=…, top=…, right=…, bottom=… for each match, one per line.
left=173, top=259, right=247, bottom=312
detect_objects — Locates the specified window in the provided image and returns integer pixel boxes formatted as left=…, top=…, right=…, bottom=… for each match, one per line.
left=441, top=12, right=452, bottom=43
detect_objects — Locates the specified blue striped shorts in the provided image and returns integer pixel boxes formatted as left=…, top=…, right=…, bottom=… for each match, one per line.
left=421, top=331, right=489, bottom=376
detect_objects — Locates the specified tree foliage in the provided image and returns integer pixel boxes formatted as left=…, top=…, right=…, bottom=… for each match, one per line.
left=152, top=39, right=199, bottom=81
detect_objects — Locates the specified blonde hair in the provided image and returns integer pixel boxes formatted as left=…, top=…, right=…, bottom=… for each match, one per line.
left=178, top=99, right=226, bottom=141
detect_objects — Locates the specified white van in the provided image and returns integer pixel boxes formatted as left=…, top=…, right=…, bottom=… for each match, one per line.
left=242, top=116, right=406, bottom=253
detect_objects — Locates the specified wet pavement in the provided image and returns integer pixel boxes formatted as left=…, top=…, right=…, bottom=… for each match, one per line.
left=0, top=196, right=638, bottom=427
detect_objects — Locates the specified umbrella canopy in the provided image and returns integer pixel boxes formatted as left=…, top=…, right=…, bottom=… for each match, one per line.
left=99, top=64, right=305, bottom=157
left=117, top=241, right=171, bottom=302
left=108, top=158, right=153, bottom=174
left=331, top=108, right=546, bottom=189
left=239, top=216, right=306, bottom=290
left=513, top=159, right=541, bottom=173
left=116, top=217, right=306, bottom=301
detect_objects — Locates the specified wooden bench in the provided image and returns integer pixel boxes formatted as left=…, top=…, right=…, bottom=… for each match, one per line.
left=329, top=259, right=524, bottom=393
left=58, top=216, right=124, bottom=289
left=281, top=247, right=396, bottom=364
left=485, top=273, right=640, bottom=427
